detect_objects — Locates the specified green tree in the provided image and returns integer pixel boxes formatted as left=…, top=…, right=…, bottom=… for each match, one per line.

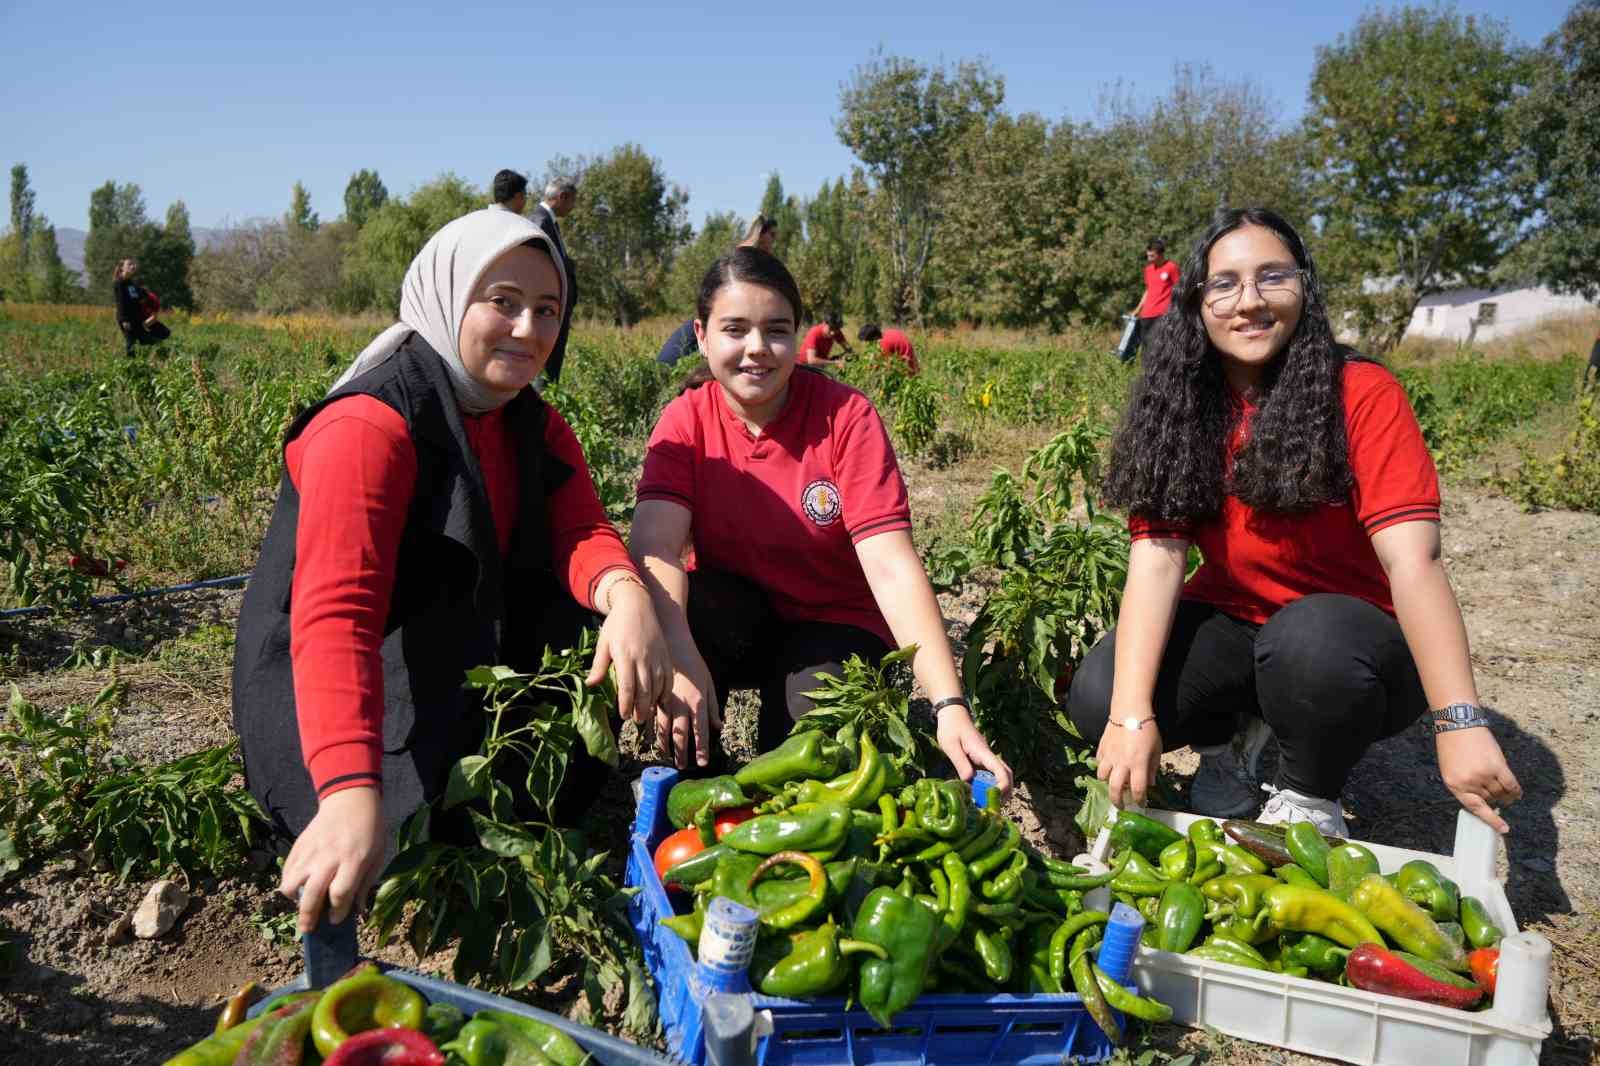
left=1306, top=7, right=1533, bottom=352
left=758, top=173, right=804, bottom=261
left=30, top=221, right=74, bottom=303
left=836, top=52, right=1004, bottom=323
left=664, top=210, right=744, bottom=315
left=548, top=145, right=690, bottom=325
left=1509, top=0, right=1600, bottom=299
left=84, top=181, right=152, bottom=299
left=343, top=168, right=389, bottom=228
left=136, top=200, right=196, bottom=310
left=288, top=181, right=319, bottom=234
left=790, top=178, right=869, bottom=322
left=341, top=173, right=482, bottom=311
left=10, top=165, right=36, bottom=275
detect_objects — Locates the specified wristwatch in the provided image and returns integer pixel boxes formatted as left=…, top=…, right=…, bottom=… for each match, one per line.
left=1430, top=702, right=1494, bottom=735
left=1112, top=715, right=1156, bottom=732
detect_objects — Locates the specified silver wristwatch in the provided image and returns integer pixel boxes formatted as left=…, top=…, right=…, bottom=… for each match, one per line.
left=1429, top=702, right=1493, bottom=735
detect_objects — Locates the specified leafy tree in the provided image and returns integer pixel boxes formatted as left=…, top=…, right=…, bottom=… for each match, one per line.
left=836, top=52, right=1004, bottom=324
left=1510, top=0, right=1600, bottom=299
left=30, top=222, right=75, bottom=303
left=790, top=178, right=869, bottom=323
left=10, top=165, right=36, bottom=274
left=1305, top=7, right=1533, bottom=352
left=84, top=181, right=152, bottom=299
left=135, top=200, right=196, bottom=310
left=341, top=173, right=481, bottom=311
left=343, top=168, right=389, bottom=228
left=288, top=181, right=319, bottom=233
left=192, top=221, right=290, bottom=311
left=664, top=210, right=744, bottom=316
left=758, top=173, right=803, bottom=261
left=548, top=145, right=690, bottom=325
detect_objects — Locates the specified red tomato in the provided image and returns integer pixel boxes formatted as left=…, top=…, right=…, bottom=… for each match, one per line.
left=1468, top=947, right=1499, bottom=996
left=713, top=806, right=756, bottom=840
left=653, top=827, right=705, bottom=887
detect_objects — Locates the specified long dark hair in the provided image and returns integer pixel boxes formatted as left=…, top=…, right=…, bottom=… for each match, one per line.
left=1102, top=207, right=1357, bottom=521
left=678, top=248, right=805, bottom=394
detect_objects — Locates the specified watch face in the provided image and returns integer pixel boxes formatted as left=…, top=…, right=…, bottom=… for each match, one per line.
left=1123, top=716, right=1141, bottom=731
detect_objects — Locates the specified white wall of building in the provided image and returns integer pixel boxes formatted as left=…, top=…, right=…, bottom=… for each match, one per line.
left=1404, top=285, right=1597, bottom=342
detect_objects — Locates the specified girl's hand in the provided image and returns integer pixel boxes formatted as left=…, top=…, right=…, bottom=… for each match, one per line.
left=659, top=652, right=722, bottom=769
left=1436, top=726, right=1522, bottom=834
left=280, top=786, right=385, bottom=935
left=1096, top=715, right=1162, bottom=808
left=935, top=707, right=1013, bottom=799
left=587, top=578, right=672, bottom=724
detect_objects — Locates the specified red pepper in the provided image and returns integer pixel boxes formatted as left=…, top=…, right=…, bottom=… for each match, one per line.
left=321, top=1027, right=445, bottom=1066
left=1468, top=946, right=1499, bottom=996
left=1346, top=943, right=1483, bottom=1009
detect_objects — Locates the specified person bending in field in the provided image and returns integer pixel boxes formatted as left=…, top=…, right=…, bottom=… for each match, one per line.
left=859, top=323, right=918, bottom=376
left=798, top=311, right=852, bottom=367
left=628, top=248, right=1013, bottom=796
left=1068, top=207, right=1521, bottom=838
left=233, top=209, right=672, bottom=935
left=113, top=258, right=170, bottom=355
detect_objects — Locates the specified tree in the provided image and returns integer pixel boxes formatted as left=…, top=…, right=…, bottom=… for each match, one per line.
left=758, top=174, right=804, bottom=261
left=344, top=169, right=389, bottom=228
left=192, top=221, right=290, bottom=311
left=1510, top=0, right=1600, bottom=299
left=1306, top=7, right=1533, bottom=352
left=789, top=178, right=870, bottom=323
left=288, top=181, right=319, bottom=233
left=84, top=181, right=152, bottom=298
left=10, top=165, right=36, bottom=274
left=836, top=52, right=1004, bottom=323
left=548, top=145, right=690, bottom=325
left=135, top=200, right=196, bottom=310
left=341, top=173, right=482, bottom=311
left=664, top=210, right=744, bottom=315
left=30, top=221, right=74, bottom=303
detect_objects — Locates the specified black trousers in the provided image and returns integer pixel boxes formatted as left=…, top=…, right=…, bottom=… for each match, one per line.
left=122, top=321, right=170, bottom=355
left=1121, top=317, right=1160, bottom=363
left=1066, top=594, right=1428, bottom=798
left=687, top=569, right=890, bottom=760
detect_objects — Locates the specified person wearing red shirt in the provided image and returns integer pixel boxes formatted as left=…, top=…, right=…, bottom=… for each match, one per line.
left=859, top=323, right=919, bottom=375
left=233, top=210, right=671, bottom=935
left=798, top=312, right=852, bottom=366
left=630, top=248, right=1012, bottom=796
left=1069, top=208, right=1520, bottom=840
left=1119, top=239, right=1180, bottom=363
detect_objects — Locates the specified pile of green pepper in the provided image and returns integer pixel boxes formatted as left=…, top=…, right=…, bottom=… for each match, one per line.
left=659, top=730, right=1172, bottom=1041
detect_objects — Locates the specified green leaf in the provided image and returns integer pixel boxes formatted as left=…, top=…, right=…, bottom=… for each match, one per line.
left=0, top=831, right=21, bottom=880
left=1074, top=775, right=1113, bottom=841
left=443, top=755, right=489, bottom=809
left=571, top=696, right=619, bottom=767
left=468, top=811, right=539, bottom=858
left=503, top=918, right=554, bottom=988
left=623, top=957, right=658, bottom=1037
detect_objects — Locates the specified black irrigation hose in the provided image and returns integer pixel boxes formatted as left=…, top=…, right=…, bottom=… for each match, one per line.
left=0, top=573, right=252, bottom=621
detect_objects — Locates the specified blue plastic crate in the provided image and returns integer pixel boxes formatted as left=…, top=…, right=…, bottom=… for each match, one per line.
left=247, top=915, right=676, bottom=1066
left=626, top=766, right=1123, bottom=1066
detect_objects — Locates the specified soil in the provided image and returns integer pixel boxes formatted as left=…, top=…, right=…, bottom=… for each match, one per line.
left=0, top=481, right=1596, bottom=1065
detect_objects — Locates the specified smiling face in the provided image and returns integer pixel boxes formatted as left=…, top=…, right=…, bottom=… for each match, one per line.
left=695, top=279, right=799, bottom=429
left=457, top=243, right=563, bottom=396
left=1199, top=224, right=1305, bottom=391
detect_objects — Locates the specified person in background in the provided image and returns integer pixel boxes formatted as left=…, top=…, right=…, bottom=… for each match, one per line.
left=630, top=248, right=1013, bottom=797
left=1585, top=332, right=1600, bottom=389
left=740, top=214, right=778, bottom=254
left=1120, top=238, right=1180, bottom=363
left=233, top=209, right=672, bottom=935
left=657, top=317, right=700, bottom=367
left=799, top=311, right=852, bottom=366
left=532, top=178, right=579, bottom=383
left=490, top=169, right=528, bottom=215
left=113, top=258, right=170, bottom=355
left=859, top=323, right=918, bottom=376
left=1068, top=207, right=1520, bottom=839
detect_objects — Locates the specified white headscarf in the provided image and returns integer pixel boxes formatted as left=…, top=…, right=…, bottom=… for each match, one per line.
left=329, top=209, right=568, bottom=414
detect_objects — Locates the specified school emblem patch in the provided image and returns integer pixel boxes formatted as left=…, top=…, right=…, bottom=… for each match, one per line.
left=801, top=479, right=843, bottom=526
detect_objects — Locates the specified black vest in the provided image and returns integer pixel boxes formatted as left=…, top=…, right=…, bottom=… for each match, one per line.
left=232, top=336, right=572, bottom=834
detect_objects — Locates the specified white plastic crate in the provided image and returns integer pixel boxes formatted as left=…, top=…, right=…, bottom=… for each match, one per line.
left=1128, top=808, right=1552, bottom=1066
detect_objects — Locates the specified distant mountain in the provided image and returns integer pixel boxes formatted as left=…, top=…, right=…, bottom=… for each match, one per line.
left=55, top=226, right=231, bottom=281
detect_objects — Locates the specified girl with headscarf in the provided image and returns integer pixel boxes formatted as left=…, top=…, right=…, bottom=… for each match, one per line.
left=233, top=209, right=671, bottom=934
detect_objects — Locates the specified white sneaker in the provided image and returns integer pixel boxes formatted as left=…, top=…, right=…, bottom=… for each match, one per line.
left=1258, top=783, right=1349, bottom=839
left=1189, top=717, right=1275, bottom=818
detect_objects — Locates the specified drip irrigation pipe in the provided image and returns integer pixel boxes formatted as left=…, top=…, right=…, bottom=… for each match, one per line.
left=0, top=573, right=252, bottom=621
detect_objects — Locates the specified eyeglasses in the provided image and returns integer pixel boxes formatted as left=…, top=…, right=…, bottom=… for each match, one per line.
left=1199, top=268, right=1306, bottom=314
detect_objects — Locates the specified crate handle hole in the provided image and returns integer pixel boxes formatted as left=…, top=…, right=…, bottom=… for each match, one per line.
left=772, top=1027, right=845, bottom=1044
left=854, top=1025, right=925, bottom=1039
left=933, top=1024, right=1002, bottom=1036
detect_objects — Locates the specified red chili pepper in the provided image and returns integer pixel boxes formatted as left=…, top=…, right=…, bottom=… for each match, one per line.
left=1468, top=946, right=1499, bottom=996
left=1346, top=943, right=1483, bottom=1009
left=321, top=1027, right=445, bottom=1066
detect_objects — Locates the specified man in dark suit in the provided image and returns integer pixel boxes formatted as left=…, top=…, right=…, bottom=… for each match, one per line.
left=533, top=178, right=579, bottom=383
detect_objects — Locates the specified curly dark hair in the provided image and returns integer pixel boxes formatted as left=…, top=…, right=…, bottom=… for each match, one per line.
left=1103, top=207, right=1363, bottom=521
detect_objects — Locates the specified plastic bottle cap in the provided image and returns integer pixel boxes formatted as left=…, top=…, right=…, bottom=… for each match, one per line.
left=972, top=771, right=997, bottom=809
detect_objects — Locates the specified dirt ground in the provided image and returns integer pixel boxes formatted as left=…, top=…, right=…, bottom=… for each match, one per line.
left=0, top=480, right=1595, bottom=1065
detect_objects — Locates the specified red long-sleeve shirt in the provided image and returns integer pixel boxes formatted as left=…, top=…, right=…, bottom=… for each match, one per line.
left=285, top=394, right=636, bottom=797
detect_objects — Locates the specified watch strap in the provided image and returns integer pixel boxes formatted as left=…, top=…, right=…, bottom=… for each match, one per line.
left=931, top=696, right=970, bottom=714
left=1434, top=716, right=1492, bottom=734
left=1431, top=701, right=1493, bottom=721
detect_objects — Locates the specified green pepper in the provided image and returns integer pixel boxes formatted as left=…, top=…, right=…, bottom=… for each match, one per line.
left=720, top=800, right=852, bottom=856
left=1109, top=810, right=1185, bottom=863
left=1211, top=913, right=1280, bottom=945
left=667, top=775, right=749, bottom=829
left=972, top=927, right=1014, bottom=984
left=311, top=966, right=426, bottom=1059
left=1186, top=942, right=1271, bottom=970
left=1284, top=823, right=1333, bottom=887
left=1091, top=965, right=1174, bottom=1023
left=662, top=843, right=730, bottom=889
left=854, top=886, right=941, bottom=1025
left=756, top=920, right=887, bottom=998
left=1212, top=844, right=1270, bottom=876
left=1349, top=873, right=1467, bottom=970
left=1395, top=859, right=1461, bottom=922
left=1110, top=850, right=1171, bottom=896
left=1459, top=896, right=1504, bottom=949
left=163, top=994, right=321, bottom=1066
left=1158, top=839, right=1195, bottom=881
left=980, top=850, right=1029, bottom=901
left=1260, top=882, right=1384, bottom=951
left=215, top=982, right=257, bottom=1034
left=1205, top=933, right=1268, bottom=963
left=472, top=1010, right=590, bottom=1066
left=969, top=821, right=1021, bottom=879
left=236, top=996, right=318, bottom=1066
left=752, top=859, right=857, bottom=910
left=444, top=1016, right=553, bottom=1066
left=1155, top=881, right=1205, bottom=953
left=834, top=735, right=886, bottom=809
left=661, top=909, right=704, bottom=945
left=913, top=779, right=969, bottom=839
left=941, top=852, right=972, bottom=941
left=422, top=1003, right=467, bottom=1048
left=1068, top=925, right=1122, bottom=1046
left=1201, top=874, right=1280, bottom=918
left=1047, top=910, right=1109, bottom=986
left=749, top=851, right=830, bottom=928
left=1221, top=819, right=1295, bottom=867
left=1020, top=918, right=1064, bottom=993
left=1325, top=843, right=1380, bottom=901
left=709, top=851, right=765, bottom=909
left=1280, top=932, right=1351, bottom=974
left=1274, top=864, right=1321, bottom=890
left=735, top=732, right=847, bottom=792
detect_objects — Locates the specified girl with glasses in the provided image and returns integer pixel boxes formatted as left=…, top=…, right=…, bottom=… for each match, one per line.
left=1066, top=207, right=1521, bottom=840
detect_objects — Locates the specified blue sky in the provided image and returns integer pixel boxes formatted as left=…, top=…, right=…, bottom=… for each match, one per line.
left=2, top=1, right=1575, bottom=234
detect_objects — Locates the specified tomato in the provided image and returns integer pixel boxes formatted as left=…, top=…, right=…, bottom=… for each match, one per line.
left=653, top=827, right=705, bottom=886
left=713, top=806, right=756, bottom=840
left=1468, top=947, right=1499, bottom=996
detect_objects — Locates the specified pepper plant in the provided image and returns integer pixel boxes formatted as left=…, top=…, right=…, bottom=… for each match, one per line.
left=792, top=645, right=930, bottom=764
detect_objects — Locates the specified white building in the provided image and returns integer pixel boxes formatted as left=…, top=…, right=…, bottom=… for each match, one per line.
left=1403, top=284, right=1597, bottom=343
